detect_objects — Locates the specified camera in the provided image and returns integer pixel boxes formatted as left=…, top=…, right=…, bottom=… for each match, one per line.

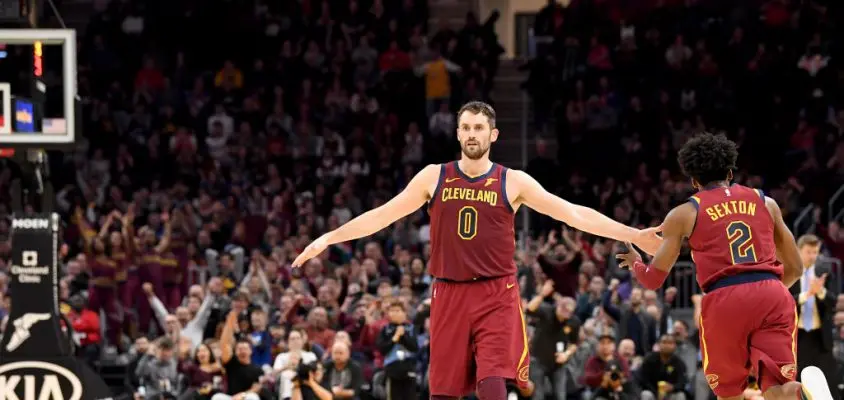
left=296, top=361, right=318, bottom=382
left=605, top=362, right=622, bottom=382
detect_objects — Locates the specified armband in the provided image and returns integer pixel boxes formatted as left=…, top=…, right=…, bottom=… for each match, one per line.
left=632, top=261, right=668, bottom=290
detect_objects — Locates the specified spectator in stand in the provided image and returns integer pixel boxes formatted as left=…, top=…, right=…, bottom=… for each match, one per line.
left=671, top=320, right=698, bottom=385
left=576, top=276, right=606, bottom=321
left=135, top=337, right=179, bottom=399
left=216, top=311, right=264, bottom=400
left=66, top=293, right=102, bottom=366
left=582, top=334, right=633, bottom=399
left=537, top=228, right=584, bottom=298
left=416, top=47, right=462, bottom=117
left=274, top=329, right=319, bottom=400
left=180, top=343, right=225, bottom=400
left=526, top=280, right=580, bottom=400
left=292, top=361, right=333, bottom=400
left=638, top=334, right=688, bottom=400
left=375, top=300, right=419, bottom=400
left=144, top=282, right=213, bottom=350
left=126, top=336, right=150, bottom=392
left=617, top=339, right=640, bottom=371
left=321, top=342, right=364, bottom=400
left=248, top=309, right=273, bottom=369
left=304, top=306, right=336, bottom=351
left=603, top=281, right=657, bottom=356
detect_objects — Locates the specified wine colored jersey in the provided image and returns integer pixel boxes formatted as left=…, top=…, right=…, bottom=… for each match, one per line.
left=169, top=229, right=190, bottom=267
left=427, top=162, right=516, bottom=281
left=687, top=184, right=781, bottom=290
left=112, top=251, right=130, bottom=282
left=140, top=249, right=160, bottom=271
left=160, top=251, right=182, bottom=284
left=90, top=255, right=118, bottom=286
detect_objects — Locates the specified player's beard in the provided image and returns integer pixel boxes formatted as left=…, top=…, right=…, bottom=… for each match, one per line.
left=461, top=139, right=490, bottom=160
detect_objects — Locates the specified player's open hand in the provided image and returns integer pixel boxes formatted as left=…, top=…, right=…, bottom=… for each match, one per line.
left=615, top=242, right=642, bottom=269
left=292, top=235, right=329, bottom=268
left=632, top=225, right=663, bottom=256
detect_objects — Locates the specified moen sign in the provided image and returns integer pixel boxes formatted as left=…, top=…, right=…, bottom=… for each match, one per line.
left=11, top=218, right=49, bottom=230
left=0, top=214, right=112, bottom=400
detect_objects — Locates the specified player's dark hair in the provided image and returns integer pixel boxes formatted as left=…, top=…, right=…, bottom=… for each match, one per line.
left=677, top=133, right=738, bottom=186
left=457, top=101, right=496, bottom=128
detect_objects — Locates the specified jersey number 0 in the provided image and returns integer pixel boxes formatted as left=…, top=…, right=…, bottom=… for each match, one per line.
left=726, top=221, right=757, bottom=264
left=458, top=206, right=478, bottom=240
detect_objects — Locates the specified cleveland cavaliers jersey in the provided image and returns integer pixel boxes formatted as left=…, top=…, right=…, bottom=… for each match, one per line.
left=687, top=184, right=781, bottom=290
left=427, top=162, right=517, bottom=281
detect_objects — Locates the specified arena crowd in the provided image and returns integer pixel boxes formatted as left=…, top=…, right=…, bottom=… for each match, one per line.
left=0, top=0, right=841, bottom=399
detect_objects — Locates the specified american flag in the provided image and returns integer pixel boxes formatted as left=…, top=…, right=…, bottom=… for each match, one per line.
left=42, top=118, right=66, bottom=134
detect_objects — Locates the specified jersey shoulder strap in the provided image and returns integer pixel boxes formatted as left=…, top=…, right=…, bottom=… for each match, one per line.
left=429, top=163, right=447, bottom=208
left=499, top=165, right=514, bottom=213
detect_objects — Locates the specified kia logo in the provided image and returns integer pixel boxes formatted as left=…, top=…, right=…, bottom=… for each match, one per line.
left=0, top=361, right=82, bottom=400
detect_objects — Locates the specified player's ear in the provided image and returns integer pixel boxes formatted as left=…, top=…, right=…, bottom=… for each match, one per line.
left=727, top=169, right=734, bottom=181
left=490, top=128, right=499, bottom=143
left=691, top=179, right=700, bottom=190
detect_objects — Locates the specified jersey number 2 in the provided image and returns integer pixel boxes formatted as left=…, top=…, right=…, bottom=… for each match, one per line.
left=726, top=221, right=757, bottom=264
left=457, top=206, right=478, bottom=240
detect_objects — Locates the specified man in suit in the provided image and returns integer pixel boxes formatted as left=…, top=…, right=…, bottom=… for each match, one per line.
left=792, top=234, right=841, bottom=400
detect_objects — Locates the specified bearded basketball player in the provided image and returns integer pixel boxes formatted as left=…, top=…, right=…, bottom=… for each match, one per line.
left=293, top=101, right=662, bottom=400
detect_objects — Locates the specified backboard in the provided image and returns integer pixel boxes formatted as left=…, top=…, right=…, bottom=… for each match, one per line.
left=0, top=29, right=76, bottom=148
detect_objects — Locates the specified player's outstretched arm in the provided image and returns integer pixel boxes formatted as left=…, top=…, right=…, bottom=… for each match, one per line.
left=510, top=170, right=662, bottom=255
left=292, top=164, right=438, bottom=267
left=764, top=197, right=802, bottom=288
left=616, top=203, right=695, bottom=290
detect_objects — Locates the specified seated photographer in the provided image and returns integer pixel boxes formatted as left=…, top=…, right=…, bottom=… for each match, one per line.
left=135, top=337, right=181, bottom=399
left=638, top=334, right=687, bottom=400
left=582, top=334, right=634, bottom=400
left=180, top=343, right=225, bottom=400
left=292, top=361, right=333, bottom=400
left=273, top=329, right=318, bottom=400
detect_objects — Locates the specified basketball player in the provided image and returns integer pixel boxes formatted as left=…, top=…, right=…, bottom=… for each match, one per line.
left=293, top=101, right=662, bottom=400
left=616, top=133, right=833, bottom=400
